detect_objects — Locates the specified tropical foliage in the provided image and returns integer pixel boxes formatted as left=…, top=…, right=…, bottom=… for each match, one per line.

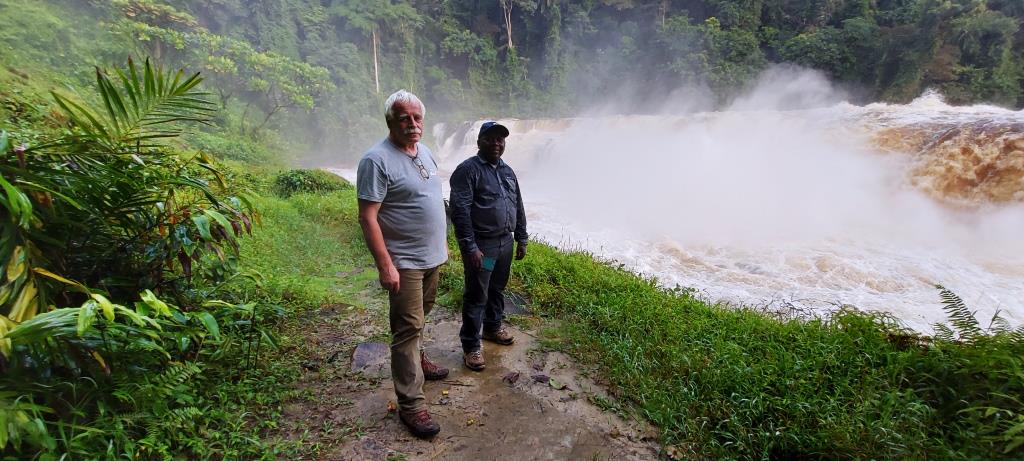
left=0, top=58, right=272, bottom=457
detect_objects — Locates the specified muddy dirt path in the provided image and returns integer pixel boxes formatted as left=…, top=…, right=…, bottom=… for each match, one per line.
left=278, top=303, right=661, bottom=460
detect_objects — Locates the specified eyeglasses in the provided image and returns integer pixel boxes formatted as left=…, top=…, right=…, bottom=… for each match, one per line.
left=412, top=156, right=430, bottom=180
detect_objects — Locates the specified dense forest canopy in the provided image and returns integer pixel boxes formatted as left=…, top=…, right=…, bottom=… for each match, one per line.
left=4, top=0, right=1024, bottom=162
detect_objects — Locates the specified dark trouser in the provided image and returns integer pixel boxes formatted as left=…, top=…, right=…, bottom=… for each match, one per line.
left=388, top=266, right=441, bottom=416
left=460, top=235, right=514, bottom=353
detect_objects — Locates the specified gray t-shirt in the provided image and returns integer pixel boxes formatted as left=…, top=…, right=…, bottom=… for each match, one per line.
left=356, top=139, right=448, bottom=270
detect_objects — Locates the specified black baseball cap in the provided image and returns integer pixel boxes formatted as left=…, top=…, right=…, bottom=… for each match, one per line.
left=478, top=121, right=510, bottom=138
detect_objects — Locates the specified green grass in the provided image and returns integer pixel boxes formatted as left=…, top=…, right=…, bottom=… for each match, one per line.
left=95, top=186, right=386, bottom=459
left=238, top=189, right=381, bottom=310
left=485, top=244, right=1024, bottom=459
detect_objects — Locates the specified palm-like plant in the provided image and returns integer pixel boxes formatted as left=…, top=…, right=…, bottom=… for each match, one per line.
left=0, top=58, right=252, bottom=326
left=0, top=59, right=256, bottom=454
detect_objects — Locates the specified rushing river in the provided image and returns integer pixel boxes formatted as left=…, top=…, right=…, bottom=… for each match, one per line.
left=337, top=89, right=1024, bottom=333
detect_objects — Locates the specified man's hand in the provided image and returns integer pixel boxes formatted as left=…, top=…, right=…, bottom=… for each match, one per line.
left=515, top=243, right=527, bottom=260
left=468, top=250, right=484, bottom=269
left=379, top=263, right=400, bottom=292
left=359, top=200, right=400, bottom=292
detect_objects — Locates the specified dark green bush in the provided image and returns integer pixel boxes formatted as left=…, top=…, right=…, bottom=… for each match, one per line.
left=273, top=169, right=351, bottom=197
left=0, top=59, right=275, bottom=458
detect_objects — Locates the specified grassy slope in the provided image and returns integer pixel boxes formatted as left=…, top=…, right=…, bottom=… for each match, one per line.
left=499, top=246, right=1024, bottom=459
left=183, top=187, right=386, bottom=458
left=241, top=191, right=376, bottom=306
left=244, top=184, right=1021, bottom=459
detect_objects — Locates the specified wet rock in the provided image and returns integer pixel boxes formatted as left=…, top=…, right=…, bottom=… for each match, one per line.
left=351, top=342, right=390, bottom=378
left=503, top=292, right=531, bottom=315
left=502, top=371, right=521, bottom=385
left=531, top=373, right=549, bottom=384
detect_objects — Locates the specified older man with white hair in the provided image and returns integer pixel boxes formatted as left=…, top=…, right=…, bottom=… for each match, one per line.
left=356, top=89, right=448, bottom=438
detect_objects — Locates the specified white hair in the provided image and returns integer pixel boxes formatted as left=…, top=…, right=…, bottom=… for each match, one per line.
left=384, top=89, right=425, bottom=122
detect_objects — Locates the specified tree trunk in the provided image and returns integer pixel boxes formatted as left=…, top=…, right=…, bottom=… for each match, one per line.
left=500, top=0, right=514, bottom=50
left=240, top=101, right=252, bottom=135
left=372, top=27, right=380, bottom=94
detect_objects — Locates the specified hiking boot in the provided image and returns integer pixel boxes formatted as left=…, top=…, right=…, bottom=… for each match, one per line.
left=399, top=409, right=441, bottom=439
left=463, top=349, right=485, bottom=371
left=482, top=327, right=515, bottom=345
left=421, top=352, right=449, bottom=381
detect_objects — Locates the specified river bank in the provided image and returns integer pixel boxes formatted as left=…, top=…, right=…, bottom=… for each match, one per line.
left=246, top=180, right=1022, bottom=459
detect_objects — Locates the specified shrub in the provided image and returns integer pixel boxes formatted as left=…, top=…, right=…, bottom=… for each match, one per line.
left=273, top=169, right=351, bottom=197
left=0, top=58, right=265, bottom=457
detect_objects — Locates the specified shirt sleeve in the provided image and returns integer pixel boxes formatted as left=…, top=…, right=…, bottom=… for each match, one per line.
left=513, top=173, right=528, bottom=245
left=356, top=155, right=387, bottom=202
left=449, top=163, right=478, bottom=254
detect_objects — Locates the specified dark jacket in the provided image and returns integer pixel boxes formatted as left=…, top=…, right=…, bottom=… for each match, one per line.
left=449, top=153, right=528, bottom=254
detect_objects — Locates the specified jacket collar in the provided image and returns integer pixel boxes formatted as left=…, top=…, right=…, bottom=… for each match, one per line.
left=474, top=151, right=504, bottom=167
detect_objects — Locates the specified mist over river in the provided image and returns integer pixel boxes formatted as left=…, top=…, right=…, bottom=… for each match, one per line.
left=337, top=84, right=1024, bottom=334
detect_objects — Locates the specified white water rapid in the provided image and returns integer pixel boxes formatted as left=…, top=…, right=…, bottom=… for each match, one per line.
left=426, top=91, right=1024, bottom=333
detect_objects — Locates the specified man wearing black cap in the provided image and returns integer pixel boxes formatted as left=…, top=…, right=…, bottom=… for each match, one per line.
left=449, top=121, right=528, bottom=371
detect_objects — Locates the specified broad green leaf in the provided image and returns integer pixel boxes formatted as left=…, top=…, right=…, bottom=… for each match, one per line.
left=14, top=180, right=84, bottom=210
left=33, top=268, right=90, bottom=294
left=192, top=214, right=213, bottom=241
left=0, top=177, right=32, bottom=229
left=1006, top=432, right=1024, bottom=453
left=77, top=300, right=98, bottom=336
left=0, top=405, right=7, bottom=448
left=5, top=308, right=77, bottom=344
left=195, top=312, right=221, bottom=341
left=0, top=315, right=13, bottom=357
left=115, top=305, right=156, bottom=329
left=91, top=293, right=115, bottom=322
left=5, top=246, right=25, bottom=282
left=177, top=335, right=191, bottom=352
left=8, top=279, right=38, bottom=322
left=202, top=300, right=235, bottom=309
left=140, top=289, right=171, bottom=316
left=134, top=301, right=151, bottom=317
left=204, top=209, right=233, bottom=233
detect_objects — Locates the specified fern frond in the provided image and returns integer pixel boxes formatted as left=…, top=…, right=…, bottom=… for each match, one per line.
left=933, top=323, right=956, bottom=343
left=987, top=309, right=1011, bottom=334
left=166, top=406, right=203, bottom=429
left=1010, top=326, right=1024, bottom=345
left=148, top=362, right=202, bottom=400
left=116, top=362, right=202, bottom=405
left=936, top=284, right=982, bottom=342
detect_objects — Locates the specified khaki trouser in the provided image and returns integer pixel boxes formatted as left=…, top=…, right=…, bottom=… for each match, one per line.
left=388, top=265, right=441, bottom=416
